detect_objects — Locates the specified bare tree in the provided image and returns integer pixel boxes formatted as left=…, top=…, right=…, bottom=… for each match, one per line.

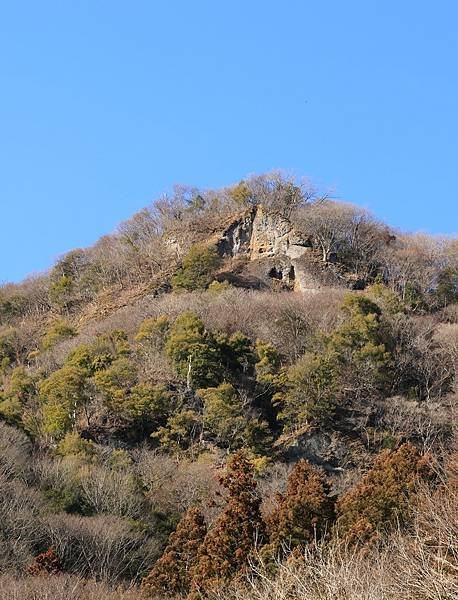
left=295, top=199, right=376, bottom=264
left=381, top=233, right=442, bottom=304
left=44, top=513, right=160, bottom=583
left=244, top=171, right=317, bottom=218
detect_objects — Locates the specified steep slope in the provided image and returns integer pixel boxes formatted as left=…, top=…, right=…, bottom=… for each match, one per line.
left=0, top=173, right=456, bottom=599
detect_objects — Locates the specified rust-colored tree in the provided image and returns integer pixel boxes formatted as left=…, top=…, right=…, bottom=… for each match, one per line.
left=189, top=450, right=265, bottom=596
left=335, top=443, right=433, bottom=546
left=27, top=548, right=61, bottom=576
left=141, top=507, right=207, bottom=597
left=263, top=459, right=335, bottom=559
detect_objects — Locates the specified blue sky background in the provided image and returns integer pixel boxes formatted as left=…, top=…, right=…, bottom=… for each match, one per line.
left=1, top=1, right=457, bottom=283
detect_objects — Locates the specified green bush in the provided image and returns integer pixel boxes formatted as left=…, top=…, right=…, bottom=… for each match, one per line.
left=435, top=267, right=458, bottom=307
left=135, top=315, right=170, bottom=349
left=39, top=365, right=90, bottom=440
left=279, top=294, right=394, bottom=429
left=152, top=409, right=202, bottom=453
left=171, top=245, right=220, bottom=291
left=216, top=331, right=255, bottom=377
left=93, top=358, right=138, bottom=401
left=327, top=294, right=392, bottom=399
left=43, top=320, right=76, bottom=350
left=0, top=292, right=27, bottom=322
left=199, top=383, right=271, bottom=453
left=56, top=432, right=97, bottom=460
left=0, top=328, right=17, bottom=371
left=0, top=367, right=36, bottom=426
left=165, top=312, right=223, bottom=388
left=255, top=340, right=284, bottom=386
left=279, top=352, right=338, bottom=428
left=109, top=383, right=169, bottom=426
left=48, top=275, right=74, bottom=312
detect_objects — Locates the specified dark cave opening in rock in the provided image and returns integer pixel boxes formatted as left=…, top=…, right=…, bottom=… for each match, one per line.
left=289, top=266, right=295, bottom=281
left=268, top=267, right=283, bottom=280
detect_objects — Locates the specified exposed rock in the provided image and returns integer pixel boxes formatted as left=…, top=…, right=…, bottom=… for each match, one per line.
left=279, top=427, right=366, bottom=473
left=216, top=209, right=255, bottom=257
left=250, top=206, right=311, bottom=260
left=216, top=206, right=326, bottom=292
left=217, top=206, right=311, bottom=258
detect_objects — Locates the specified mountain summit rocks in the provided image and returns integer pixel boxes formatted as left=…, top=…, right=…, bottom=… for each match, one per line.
left=216, top=205, right=325, bottom=291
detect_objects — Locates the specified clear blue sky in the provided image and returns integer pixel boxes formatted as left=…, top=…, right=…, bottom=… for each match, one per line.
left=1, top=1, right=457, bottom=283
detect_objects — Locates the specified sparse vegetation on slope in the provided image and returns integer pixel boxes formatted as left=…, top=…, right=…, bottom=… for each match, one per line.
left=0, top=172, right=457, bottom=598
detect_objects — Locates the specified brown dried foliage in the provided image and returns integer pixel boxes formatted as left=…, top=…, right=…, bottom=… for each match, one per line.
left=141, top=507, right=207, bottom=597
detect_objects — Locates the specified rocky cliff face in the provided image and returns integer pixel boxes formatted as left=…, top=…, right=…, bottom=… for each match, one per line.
left=216, top=206, right=325, bottom=292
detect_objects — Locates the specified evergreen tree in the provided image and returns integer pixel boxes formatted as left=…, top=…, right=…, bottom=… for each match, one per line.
left=264, top=459, right=334, bottom=559
left=279, top=351, right=338, bottom=428
left=199, top=383, right=271, bottom=453
left=229, top=180, right=253, bottom=206
left=189, top=450, right=265, bottom=595
left=328, top=294, right=392, bottom=400
left=42, top=319, right=76, bottom=350
left=39, top=364, right=89, bottom=439
left=0, top=366, right=36, bottom=426
left=216, top=331, right=255, bottom=378
left=172, top=244, right=221, bottom=291
left=135, top=315, right=170, bottom=349
left=279, top=294, right=393, bottom=429
left=152, top=409, right=202, bottom=453
left=0, top=328, right=17, bottom=372
left=255, top=340, right=284, bottom=386
left=336, top=442, right=433, bottom=546
left=435, top=266, right=458, bottom=307
left=141, top=507, right=207, bottom=597
left=165, top=312, right=223, bottom=388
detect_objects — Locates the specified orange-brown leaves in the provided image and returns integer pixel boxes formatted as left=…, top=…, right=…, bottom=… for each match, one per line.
left=336, top=443, right=433, bottom=546
left=141, top=507, right=206, bottom=597
left=189, top=450, right=265, bottom=596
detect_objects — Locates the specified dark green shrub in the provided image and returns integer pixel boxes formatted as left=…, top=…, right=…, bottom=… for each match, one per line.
left=172, top=245, right=220, bottom=291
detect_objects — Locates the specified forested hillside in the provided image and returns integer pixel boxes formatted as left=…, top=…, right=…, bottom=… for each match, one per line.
left=1, top=172, right=457, bottom=599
